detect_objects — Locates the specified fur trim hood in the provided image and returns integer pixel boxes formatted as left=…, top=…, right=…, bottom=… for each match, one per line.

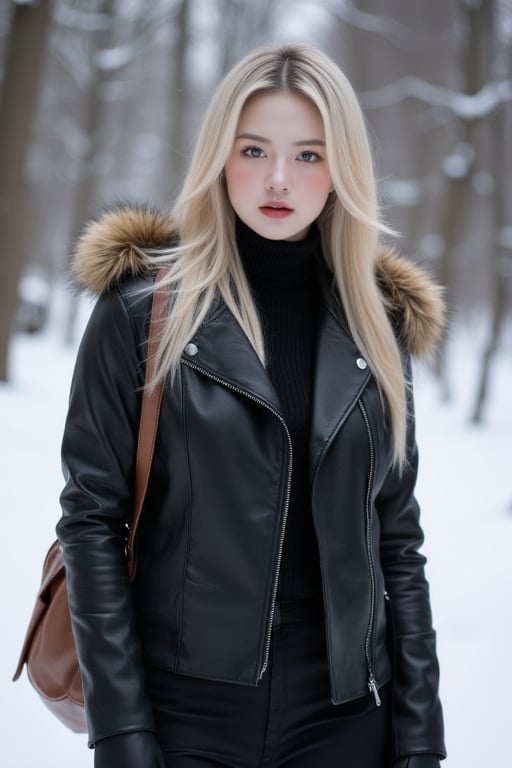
left=72, top=205, right=444, bottom=358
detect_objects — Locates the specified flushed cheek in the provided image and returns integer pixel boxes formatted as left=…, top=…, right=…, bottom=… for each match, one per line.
left=225, top=163, right=260, bottom=193
left=304, top=171, right=332, bottom=197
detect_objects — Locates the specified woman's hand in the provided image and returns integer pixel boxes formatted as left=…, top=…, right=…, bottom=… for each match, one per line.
left=394, top=756, right=442, bottom=768
left=94, top=730, right=165, bottom=768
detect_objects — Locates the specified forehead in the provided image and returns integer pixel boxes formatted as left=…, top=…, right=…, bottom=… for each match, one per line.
left=237, top=90, right=325, bottom=138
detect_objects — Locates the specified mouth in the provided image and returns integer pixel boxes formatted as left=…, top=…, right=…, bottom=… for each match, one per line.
left=259, top=202, right=294, bottom=219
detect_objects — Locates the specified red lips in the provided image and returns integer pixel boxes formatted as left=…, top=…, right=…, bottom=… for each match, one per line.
left=259, top=201, right=294, bottom=219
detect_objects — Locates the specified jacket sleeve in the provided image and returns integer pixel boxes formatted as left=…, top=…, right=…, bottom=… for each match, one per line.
left=56, top=287, right=155, bottom=747
left=376, top=360, right=446, bottom=762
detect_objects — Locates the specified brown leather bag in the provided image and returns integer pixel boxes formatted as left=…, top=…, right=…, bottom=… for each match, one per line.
left=13, top=275, right=169, bottom=732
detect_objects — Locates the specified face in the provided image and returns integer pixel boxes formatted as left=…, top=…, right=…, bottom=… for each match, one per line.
left=224, top=90, right=333, bottom=241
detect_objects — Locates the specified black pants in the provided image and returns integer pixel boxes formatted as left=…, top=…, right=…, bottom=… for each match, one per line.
left=145, top=600, right=390, bottom=767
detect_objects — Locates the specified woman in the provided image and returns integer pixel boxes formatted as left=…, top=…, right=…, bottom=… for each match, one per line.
left=57, top=44, right=446, bottom=767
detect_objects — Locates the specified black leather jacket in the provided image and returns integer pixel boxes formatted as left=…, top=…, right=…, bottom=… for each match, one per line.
left=57, top=208, right=446, bottom=761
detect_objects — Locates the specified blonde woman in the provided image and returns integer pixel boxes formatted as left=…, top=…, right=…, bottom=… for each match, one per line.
left=58, top=44, right=446, bottom=767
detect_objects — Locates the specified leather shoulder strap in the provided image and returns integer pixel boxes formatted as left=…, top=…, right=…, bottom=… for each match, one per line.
left=126, top=268, right=170, bottom=579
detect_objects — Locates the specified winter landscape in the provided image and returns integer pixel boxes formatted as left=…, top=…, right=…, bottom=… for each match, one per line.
left=1, top=1, right=511, bottom=766
left=1, top=291, right=510, bottom=768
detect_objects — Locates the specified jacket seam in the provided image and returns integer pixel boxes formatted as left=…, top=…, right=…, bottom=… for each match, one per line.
left=359, top=394, right=378, bottom=679
left=175, top=369, right=193, bottom=668
left=88, top=725, right=156, bottom=749
left=395, top=630, right=437, bottom=639
left=117, top=286, right=151, bottom=389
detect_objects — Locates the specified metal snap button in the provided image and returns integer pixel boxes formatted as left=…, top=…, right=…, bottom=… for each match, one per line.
left=356, top=357, right=367, bottom=370
left=184, top=342, right=198, bottom=357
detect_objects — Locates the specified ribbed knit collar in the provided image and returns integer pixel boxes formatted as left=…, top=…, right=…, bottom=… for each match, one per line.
left=236, top=217, right=320, bottom=290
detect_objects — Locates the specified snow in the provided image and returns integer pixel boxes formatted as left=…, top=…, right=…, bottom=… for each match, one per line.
left=441, top=143, right=475, bottom=180
left=413, top=345, right=512, bottom=768
left=1, top=298, right=511, bottom=767
left=95, top=45, right=135, bottom=72
left=359, top=76, right=512, bottom=118
left=323, top=0, right=411, bottom=40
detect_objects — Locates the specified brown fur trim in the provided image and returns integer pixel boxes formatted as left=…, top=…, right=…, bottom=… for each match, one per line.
left=71, top=204, right=176, bottom=294
left=376, top=245, right=445, bottom=358
left=72, top=205, right=445, bottom=357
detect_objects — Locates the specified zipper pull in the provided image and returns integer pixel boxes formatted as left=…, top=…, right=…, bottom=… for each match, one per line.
left=368, top=676, right=382, bottom=707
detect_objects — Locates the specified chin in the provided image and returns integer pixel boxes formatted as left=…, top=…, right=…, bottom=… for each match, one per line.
left=256, top=222, right=309, bottom=242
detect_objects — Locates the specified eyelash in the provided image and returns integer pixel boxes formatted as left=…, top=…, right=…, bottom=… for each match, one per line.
left=297, top=150, right=321, bottom=163
left=242, top=146, right=266, bottom=159
left=241, top=146, right=322, bottom=163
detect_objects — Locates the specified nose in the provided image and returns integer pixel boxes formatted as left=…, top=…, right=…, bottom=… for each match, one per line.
left=266, top=160, right=289, bottom=193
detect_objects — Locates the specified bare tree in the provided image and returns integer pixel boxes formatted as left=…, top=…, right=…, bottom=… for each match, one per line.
left=0, top=0, right=53, bottom=382
left=165, top=0, right=191, bottom=195
left=430, top=0, right=495, bottom=398
left=217, top=0, right=278, bottom=75
left=60, top=0, right=116, bottom=344
left=471, top=1, right=512, bottom=422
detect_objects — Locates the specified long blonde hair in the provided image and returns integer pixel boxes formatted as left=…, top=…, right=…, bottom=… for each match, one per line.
left=147, top=44, right=407, bottom=465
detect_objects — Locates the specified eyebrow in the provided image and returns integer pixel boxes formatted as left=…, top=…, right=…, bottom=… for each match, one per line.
left=235, top=132, right=325, bottom=147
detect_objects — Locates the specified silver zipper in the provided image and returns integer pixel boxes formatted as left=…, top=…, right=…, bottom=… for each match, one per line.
left=181, top=358, right=293, bottom=679
left=358, top=399, right=381, bottom=707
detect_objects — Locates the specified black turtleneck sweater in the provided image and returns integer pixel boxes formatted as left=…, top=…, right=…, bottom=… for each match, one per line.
left=236, top=218, right=322, bottom=601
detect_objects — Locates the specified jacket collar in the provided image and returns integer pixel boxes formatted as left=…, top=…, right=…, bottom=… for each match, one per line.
left=71, top=204, right=445, bottom=469
left=182, top=261, right=370, bottom=474
left=184, top=303, right=283, bottom=416
left=72, top=204, right=445, bottom=360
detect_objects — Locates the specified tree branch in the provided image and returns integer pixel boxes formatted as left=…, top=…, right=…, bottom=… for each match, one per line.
left=321, top=0, right=414, bottom=43
left=358, top=76, right=512, bottom=118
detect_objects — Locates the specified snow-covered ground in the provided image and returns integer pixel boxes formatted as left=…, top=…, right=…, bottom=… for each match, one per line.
left=1, top=295, right=511, bottom=768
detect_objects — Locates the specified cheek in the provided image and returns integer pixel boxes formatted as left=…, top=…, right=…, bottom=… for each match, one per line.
left=225, top=161, right=257, bottom=191
left=306, top=169, right=332, bottom=197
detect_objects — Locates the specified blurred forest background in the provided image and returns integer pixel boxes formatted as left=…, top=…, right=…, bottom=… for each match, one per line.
left=0, top=0, right=511, bottom=423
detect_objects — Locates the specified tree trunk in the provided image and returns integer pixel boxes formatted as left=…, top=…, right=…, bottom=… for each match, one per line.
left=470, top=274, right=507, bottom=423
left=471, top=3, right=511, bottom=423
left=0, top=0, right=52, bottom=382
left=165, top=0, right=190, bottom=198
left=434, top=0, right=494, bottom=398
left=63, top=0, right=114, bottom=346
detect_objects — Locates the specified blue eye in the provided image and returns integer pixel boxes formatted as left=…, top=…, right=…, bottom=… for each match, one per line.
left=298, top=151, right=320, bottom=163
left=243, top=146, right=266, bottom=158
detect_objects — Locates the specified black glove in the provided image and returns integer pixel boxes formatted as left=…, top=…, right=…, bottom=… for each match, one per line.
left=94, top=730, right=165, bottom=768
left=394, top=757, right=442, bottom=768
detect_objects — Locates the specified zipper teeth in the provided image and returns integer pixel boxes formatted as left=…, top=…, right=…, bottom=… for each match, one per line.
left=358, top=399, right=378, bottom=694
left=260, top=425, right=292, bottom=677
left=181, top=359, right=293, bottom=679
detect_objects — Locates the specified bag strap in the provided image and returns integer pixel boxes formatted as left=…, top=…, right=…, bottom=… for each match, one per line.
left=126, top=268, right=170, bottom=579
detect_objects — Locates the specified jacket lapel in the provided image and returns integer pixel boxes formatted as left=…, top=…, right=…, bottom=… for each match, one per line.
left=182, top=269, right=372, bottom=476
left=309, top=266, right=371, bottom=480
left=182, top=304, right=283, bottom=415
